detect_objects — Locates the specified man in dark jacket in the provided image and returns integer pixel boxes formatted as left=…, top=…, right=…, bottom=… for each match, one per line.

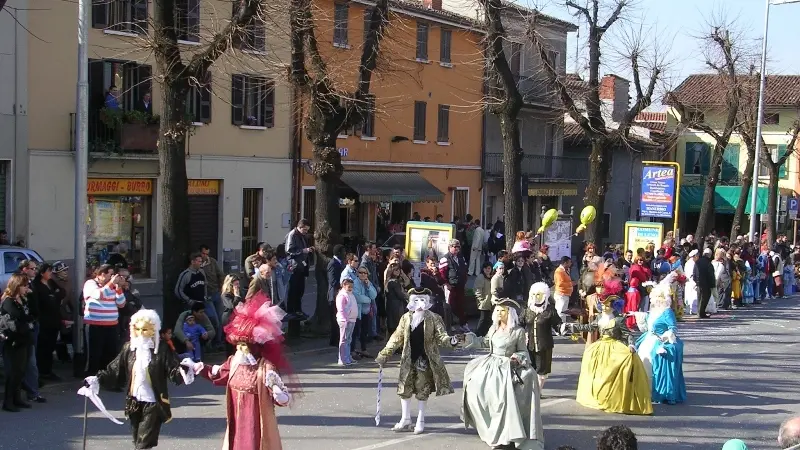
left=438, top=239, right=469, bottom=332
left=695, top=248, right=716, bottom=319
left=327, top=245, right=346, bottom=346
left=285, top=219, right=314, bottom=318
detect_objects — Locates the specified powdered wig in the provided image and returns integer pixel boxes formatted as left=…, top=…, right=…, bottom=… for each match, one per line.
left=528, top=282, right=551, bottom=310
left=648, top=285, right=672, bottom=310
left=129, top=308, right=162, bottom=353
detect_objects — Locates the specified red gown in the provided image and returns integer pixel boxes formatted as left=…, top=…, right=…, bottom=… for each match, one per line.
left=624, top=288, right=641, bottom=330
left=201, top=358, right=286, bottom=450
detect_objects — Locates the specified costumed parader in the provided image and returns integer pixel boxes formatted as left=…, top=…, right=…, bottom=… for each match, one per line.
left=79, top=309, right=198, bottom=449
left=633, top=284, right=687, bottom=405
left=562, top=278, right=653, bottom=415
left=375, top=287, right=461, bottom=435
left=462, top=298, right=544, bottom=450
left=522, top=282, right=563, bottom=394
left=195, top=288, right=294, bottom=450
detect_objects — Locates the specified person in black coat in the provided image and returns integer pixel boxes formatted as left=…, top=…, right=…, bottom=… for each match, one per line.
left=32, top=263, right=64, bottom=381
left=0, top=273, right=35, bottom=412
left=327, top=244, right=346, bottom=347
left=695, top=249, right=716, bottom=318
left=504, top=254, right=534, bottom=304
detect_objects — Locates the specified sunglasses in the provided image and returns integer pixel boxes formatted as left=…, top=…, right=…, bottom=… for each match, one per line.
left=358, top=271, right=368, bottom=275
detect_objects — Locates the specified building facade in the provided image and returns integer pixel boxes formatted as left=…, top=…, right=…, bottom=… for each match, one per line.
left=25, top=0, right=293, bottom=276
left=297, top=0, right=484, bottom=244
left=666, top=74, right=800, bottom=235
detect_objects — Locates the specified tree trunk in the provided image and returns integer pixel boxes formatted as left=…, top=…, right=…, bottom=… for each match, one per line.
left=307, top=139, right=342, bottom=334
left=695, top=149, right=724, bottom=238
left=501, top=116, right=523, bottom=251
left=766, top=165, right=779, bottom=245
left=731, top=149, right=755, bottom=238
left=583, top=140, right=612, bottom=246
left=159, top=80, right=191, bottom=328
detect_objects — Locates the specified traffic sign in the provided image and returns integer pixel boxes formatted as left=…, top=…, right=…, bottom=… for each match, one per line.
left=789, top=197, right=798, bottom=220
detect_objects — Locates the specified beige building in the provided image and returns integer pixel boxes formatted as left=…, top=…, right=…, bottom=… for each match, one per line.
left=22, top=0, right=292, bottom=276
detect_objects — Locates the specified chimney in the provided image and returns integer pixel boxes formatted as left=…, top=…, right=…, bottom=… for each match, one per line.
left=423, top=0, right=443, bottom=10
left=598, top=74, right=630, bottom=123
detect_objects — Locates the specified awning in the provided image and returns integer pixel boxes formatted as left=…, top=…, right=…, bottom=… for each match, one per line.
left=340, top=171, right=445, bottom=203
left=528, top=183, right=578, bottom=197
left=679, top=186, right=768, bottom=214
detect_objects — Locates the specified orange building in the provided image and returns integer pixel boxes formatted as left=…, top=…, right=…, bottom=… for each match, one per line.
left=298, top=0, right=485, bottom=244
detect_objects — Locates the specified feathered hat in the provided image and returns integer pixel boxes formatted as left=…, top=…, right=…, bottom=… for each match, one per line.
left=129, top=308, right=162, bottom=354
left=597, top=278, right=624, bottom=313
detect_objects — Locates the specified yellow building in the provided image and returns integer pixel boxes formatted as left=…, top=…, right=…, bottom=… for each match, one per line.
left=22, top=0, right=293, bottom=275
left=666, top=74, right=800, bottom=234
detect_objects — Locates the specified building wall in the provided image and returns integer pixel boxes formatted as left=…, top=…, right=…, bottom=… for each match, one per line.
left=0, top=0, right=29, bottom=242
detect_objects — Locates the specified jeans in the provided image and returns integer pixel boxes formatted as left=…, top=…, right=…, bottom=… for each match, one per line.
left=23, top=322, right=40, bottom=398
left=208, top=294, right=224, bottom=345
left=337, top=320, right=355, bottom=364
left=353, top=316, right=370, bottom=353
left=369, top=300, right=378, bottom=337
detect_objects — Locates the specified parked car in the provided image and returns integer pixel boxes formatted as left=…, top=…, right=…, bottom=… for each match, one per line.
left=380, top=233, right=406, bottom=252
left=0, top=246, right=45, bottom=290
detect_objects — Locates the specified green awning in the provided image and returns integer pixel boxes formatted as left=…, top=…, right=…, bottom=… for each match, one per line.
left=679, top=186, right=768, bottom=214
left=340, top=171, right=445, bottom=203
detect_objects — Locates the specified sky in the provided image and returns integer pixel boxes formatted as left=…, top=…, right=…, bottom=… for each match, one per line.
left=522, top=0, right=800, bottom=108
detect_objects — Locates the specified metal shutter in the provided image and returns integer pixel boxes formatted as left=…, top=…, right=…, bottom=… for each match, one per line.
left=187, top=195, right=219, bottom=257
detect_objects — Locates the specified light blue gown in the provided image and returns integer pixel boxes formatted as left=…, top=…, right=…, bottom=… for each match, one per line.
left=635, top=308, right=687, bottom=404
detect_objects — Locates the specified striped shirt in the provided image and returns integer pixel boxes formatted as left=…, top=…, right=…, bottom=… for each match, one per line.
left=83, top=279, right=126, bottom=326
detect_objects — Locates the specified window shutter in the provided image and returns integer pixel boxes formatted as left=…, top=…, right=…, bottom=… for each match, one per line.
left=438, top=105, right=449, bottom=142
left=199, top=72, right=212, bottom=123
left=699, top=143, right=711, bottom=175
left=262, top=79, right=275, bottom=128
left=133, top=0, right=148, bottom=33
left=188, top=0, right=201, bottom=41
left=721, top=144, right=740, bottom=182
left=363, top=7, right=372, bottom=43
left=231, top=75, right=244, bottom=125
left=414, top=101, right=426, bottom=141
left=779, top=144, right=789, bottom=179
left=362, top=95, right=375, bottom=137
left=91, top=0, right=108, bottom=28
left=440, top=29, right=451, bottom=63
left=416, top=23, right=428, bottom=60
left=253, top=19, right=266, bottom=51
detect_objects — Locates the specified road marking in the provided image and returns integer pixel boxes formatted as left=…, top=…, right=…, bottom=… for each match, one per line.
left=350, top=398, right=570, bottom=450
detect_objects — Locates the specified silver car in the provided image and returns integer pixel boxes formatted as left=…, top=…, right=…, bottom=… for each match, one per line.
left=0, top=246, right=45, bottom=290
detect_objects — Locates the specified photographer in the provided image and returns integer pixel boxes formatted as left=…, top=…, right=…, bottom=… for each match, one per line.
left=82, top=264, right=127, bottom=376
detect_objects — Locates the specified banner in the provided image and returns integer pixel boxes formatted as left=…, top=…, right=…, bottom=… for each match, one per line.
left=640, top=166, right=676, bottom=218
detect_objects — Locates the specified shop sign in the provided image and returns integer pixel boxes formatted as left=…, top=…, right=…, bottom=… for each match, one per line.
left=188, top=179, right=221, bottom=195
left=640, top=165, right=676, bottom=218
left=88, top=178, right=153, bottom=195
left=527, top=183, right=577, bottom=197
left=623, top=221, right=664, bottom=254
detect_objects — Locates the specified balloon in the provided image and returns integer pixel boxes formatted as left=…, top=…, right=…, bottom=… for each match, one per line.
left=580, top=206, right=597, bottom=226
left=537, top=226, right=545, bottom=234
left=575, top=224, right=586, bottom=235
left=541, top=209, right=559, bottom=229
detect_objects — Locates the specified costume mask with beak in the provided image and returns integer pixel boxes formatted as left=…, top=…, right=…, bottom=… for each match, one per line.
left=129, top=309, right=161, bottom=353
left=528, top=282, right=551, bottom=312
left=407, top=288, right=433, bottom=330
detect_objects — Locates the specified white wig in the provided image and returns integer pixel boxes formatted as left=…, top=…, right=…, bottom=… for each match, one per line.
left=129, top=308, right=162, bottom=354
left=492, top=305, right=520, bottom=329
left=528, top=282, right=551, bottom=310
left=648, top=285, right=672, bottom=311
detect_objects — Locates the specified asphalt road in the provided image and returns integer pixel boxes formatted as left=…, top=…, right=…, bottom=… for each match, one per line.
left=2, top=296, right=799, bottom=450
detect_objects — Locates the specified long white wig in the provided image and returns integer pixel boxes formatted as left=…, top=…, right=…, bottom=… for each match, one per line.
left=492, top=305, right=520, bottom=329
left=528, top=282, right=551, bottom=311
left=129, top=308, right=162, bottom=354
left=648, top=285, right=672, bottom=311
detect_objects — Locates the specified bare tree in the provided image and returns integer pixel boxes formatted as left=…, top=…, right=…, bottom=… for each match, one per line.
left=730, top=70, right=760, bottom=238
left=528, top=0, right=662, bottom=245
left=480, top=0, right=524, bottom=249
left=289, top=0, right=390, bottom=333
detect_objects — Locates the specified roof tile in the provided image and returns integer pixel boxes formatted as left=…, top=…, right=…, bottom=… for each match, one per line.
left=666, top=74, right=800, bottom=107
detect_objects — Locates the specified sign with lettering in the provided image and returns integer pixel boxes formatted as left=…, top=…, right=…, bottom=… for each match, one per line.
left=87, top=178, right=153, bottom=195
left=338, top=148, right=348, bottom=157
left=188, top=179, right=220, bottom=195
left=624, top=221, right=664, bottom=255
left=640, top=166, right=676, bottom=218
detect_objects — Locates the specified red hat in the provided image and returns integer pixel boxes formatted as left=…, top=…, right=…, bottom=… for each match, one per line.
left=601, top=278, right=623, bottom=298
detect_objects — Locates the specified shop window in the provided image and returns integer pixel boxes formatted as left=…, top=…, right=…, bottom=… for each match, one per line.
left=87, top=196, right=151, bottom=276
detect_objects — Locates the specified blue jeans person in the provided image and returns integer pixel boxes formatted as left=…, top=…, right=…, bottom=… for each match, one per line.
left=23, top=322, right=40, bottom=399
left=203, top=299, right=221, bottom=348
left=209, top=293, right=224, bottom=345
left=369, top=299, right=378, bottom=338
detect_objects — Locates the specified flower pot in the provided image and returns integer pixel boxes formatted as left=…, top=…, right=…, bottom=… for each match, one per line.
left=120, top=123, right=159, bottom=153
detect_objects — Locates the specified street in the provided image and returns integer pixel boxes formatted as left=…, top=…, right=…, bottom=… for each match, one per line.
left=2, top=296, right=799, bottom=450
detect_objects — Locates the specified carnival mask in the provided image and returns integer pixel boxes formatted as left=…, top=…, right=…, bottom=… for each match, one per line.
left=407, top=293, right=432, bottom=312
left=237, top=341, right=251, bottom=354
left=131, top=319, right=156, bottom=339
left=493, top=306, right=509, bottom=324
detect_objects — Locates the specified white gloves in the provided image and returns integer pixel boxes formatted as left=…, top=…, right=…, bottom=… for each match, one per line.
left=265, top=369, right=291, bottom=405
left=178, top=358, right=199, bottom=385
left=84, top=375, right=100, bottom=395
left=656, top=347, right=667, bottom=356
left=660, top=330, right=677, bottom=344
left=449, top=336, right=459, bottom=346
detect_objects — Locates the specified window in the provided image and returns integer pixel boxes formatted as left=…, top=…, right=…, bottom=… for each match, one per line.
left=452, top=188, right=468, bottom=221
left=759, top=144, right=789, bottom=179
left=231, top=75, right=274, bottom=128
left=416, top=22, right=429, bottom=61
left=88, top=59, right=152, bottom=112
left=333, top=3, right=349, bottom=47
left=92, top=0, right=148, bottom=34
left=176, top=0, right=200, bottom=42
left=3, top=252, right=26, bottom=274
left=440, top=28, right=452, bottom=64
left=721, top=144, right=739, bottom=183
left=763, top=113, right=780, bottom=125
left=361, top=95, right=376, bottom=137
left=186, top=71, right=212, bottom=124
left=232, top=1, right=265, bottom=52
left=363, top=7, right=373, bottom=43
left=546, top=50, right=559, bottom=70
left=510, top=42, right=522, bottom=81
left=413, top=101, right=427, bottom=141
left=437, top=105, right=450, bottom=142
left=684, top=142, right=710, bottom=175
left=686, top=110, right=705, bottom=124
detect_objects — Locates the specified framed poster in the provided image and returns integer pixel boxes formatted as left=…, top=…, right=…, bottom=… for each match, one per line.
left=405, top=221, right=456, bottom=264
left=623, top=221, right=664, bottom=254
left=543, top=219, right=572, bottom=262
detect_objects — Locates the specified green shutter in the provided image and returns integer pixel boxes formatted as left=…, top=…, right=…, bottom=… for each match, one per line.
left=721, top=144, right=740, bottom=183
left=778, top=144, right=789, bottom=179
left=699, top=143, right=711, bottom=175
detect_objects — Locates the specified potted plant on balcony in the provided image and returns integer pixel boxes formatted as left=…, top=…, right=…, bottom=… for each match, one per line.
left=99, top=107, right=161, bottom=153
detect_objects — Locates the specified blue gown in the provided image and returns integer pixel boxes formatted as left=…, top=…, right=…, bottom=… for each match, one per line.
left=634, top=308, right=687, bottom=404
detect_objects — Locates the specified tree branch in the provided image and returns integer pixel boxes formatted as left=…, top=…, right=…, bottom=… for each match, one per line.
left=620, top=50, right=659, bottom=128
left=665, top=92, right=725, bottom=143
left=355, top=0, right=390, bottom=100
left=481, top=0, right=523, bottom=116
left=600, top=0, right=627, bottom=32
left=565, top=0, right=592, bottom=24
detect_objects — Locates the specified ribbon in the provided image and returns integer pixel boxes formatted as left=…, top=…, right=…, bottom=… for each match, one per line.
left=375, top=367, right=382, bottom=426
left=77, top=386, right=124, bottom=425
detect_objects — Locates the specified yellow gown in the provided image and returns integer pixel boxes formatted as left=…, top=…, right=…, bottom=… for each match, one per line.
left=573, top=315, right=653, bottom=415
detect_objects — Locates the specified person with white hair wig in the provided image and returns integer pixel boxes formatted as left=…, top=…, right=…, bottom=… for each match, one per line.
left=463, top=298, right=545, bottom=449
left=522, top=282, right=563, bottom=393
left=82, top=309, right=198, bottom=449
left=632, top=284, right=687, bottom=405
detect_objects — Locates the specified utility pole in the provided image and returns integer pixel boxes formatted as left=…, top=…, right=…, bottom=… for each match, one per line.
left=73, top=0, right=89, bottom=377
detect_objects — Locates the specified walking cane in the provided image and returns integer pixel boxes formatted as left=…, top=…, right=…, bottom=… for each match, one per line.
left=375, top=367, right=383, bottom=426
left=82, top=395, right=89, bottom=450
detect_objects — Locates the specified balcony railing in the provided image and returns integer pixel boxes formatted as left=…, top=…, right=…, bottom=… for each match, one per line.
left=484, top=153, right=589, bottom=181
left=71, top=110, right=159, bottom=154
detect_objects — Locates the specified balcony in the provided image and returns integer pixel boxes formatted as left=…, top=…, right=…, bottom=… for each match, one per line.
left=484, top=153, right=589, bottom=181
left=71, top=108, right=160, bottom=154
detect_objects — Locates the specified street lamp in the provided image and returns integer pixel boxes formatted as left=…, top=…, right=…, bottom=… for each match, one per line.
left=749, top=0, right=800, bottom=242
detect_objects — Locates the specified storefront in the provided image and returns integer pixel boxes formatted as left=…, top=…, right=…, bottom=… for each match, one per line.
left=87, top=178, right=153, bottom=276
left=187, top=179, right=221, bottom=257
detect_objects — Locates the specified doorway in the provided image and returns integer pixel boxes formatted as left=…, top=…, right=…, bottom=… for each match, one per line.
left=241, top=188, right=262, bottom=263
